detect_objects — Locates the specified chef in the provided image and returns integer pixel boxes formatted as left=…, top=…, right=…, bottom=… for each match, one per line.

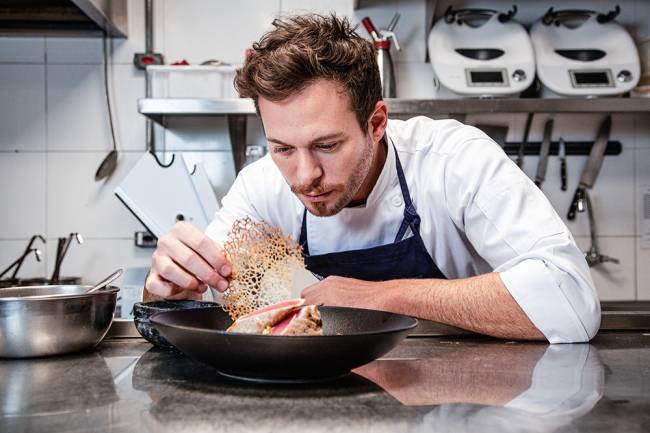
left=144, top=14, right=600, bottom=343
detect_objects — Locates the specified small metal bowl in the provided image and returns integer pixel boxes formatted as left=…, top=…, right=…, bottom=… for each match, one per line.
left=0, top=285, right=119, bottom=358
left=133, top=300, right=217, bottom=350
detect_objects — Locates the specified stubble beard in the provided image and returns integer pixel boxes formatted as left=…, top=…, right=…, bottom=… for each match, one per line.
left=296, top=136, right=374, bottom=217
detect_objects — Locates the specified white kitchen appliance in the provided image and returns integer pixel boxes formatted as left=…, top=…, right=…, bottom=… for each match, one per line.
left=428, top=6, right=534, bottom=98
left=530, top=6, right=640, bottom=97
left=114, top=152, right=219, bottom=238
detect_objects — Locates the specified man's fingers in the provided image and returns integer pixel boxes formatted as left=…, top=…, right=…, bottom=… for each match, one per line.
left=146, top=273, right=185, bottom=298
left=161, top=236, right=225, bottom=288
left=165, top=289, right=204, bottom=301
left=154, top=255, right=203, bottom=291
left=170, top=222, right=230, bottom=276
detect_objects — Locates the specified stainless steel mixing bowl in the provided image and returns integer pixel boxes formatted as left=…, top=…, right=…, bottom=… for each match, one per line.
left=0, top=285, right=119, bottom=358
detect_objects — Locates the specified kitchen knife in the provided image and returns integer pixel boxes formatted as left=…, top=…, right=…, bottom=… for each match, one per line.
left=516, top=113, right=534, bottom=169
left=567, top=115, right=611, bottom=220
left=558, top=137, right=567, bottom=191
left=534, top=118, right=554, bottom=188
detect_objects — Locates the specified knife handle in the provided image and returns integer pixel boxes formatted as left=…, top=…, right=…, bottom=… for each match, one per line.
left=567, top=187, right=584, bottom=220
left=560, top=158, right=567, bottom=191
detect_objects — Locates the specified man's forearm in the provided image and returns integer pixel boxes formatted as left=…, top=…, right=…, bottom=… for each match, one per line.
left=376, top=273, right=545, bottom=341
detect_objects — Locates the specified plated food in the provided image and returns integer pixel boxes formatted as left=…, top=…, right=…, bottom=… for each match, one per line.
left=219, top=217, right=325, bottom=336
left=226, top=298, right=323, bottom=335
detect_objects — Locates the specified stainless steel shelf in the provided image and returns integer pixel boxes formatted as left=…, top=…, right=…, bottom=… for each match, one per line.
left=138, top=96, right=650, bottom=174
left=139, top=98, right=256, bottom=123
left=138, top=97, right=650, bottom=124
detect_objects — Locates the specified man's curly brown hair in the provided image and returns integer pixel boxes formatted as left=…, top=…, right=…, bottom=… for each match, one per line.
left=235, top=14, right=382, bottom=129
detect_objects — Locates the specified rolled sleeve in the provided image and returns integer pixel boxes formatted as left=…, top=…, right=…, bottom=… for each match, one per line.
left=450, top=137, right=601, bottom=343
left=498, top=252, right=601, bottom=343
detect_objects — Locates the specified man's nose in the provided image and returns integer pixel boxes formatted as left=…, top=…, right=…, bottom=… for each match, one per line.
left=295, top=150, right=323, bottom=187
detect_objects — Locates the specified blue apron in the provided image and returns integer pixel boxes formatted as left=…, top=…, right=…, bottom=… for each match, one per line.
left=299, top=146, right=446, bottom=281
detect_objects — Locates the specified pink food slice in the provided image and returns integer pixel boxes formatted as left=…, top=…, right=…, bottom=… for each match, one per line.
left=226, top=298, right=305, bottom=333
left=237, top=298, right=305, bottom=320
left=270, top=310, right=300, bottom=334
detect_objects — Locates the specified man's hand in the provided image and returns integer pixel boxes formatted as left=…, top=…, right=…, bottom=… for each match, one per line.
left=301, top=276, right=384, bottom=310
left=301, top=273, right=546, bottom=341
left=144, top=222, right=231, bottom=300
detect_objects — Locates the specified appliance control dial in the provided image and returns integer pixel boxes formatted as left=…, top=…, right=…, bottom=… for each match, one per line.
left=512, top=69, right=527, bottom=82
left=617, top=70, right=633, bottom=83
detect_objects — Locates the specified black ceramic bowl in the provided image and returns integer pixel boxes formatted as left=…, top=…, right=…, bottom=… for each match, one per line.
left=133, top=300, right=217, bottom=350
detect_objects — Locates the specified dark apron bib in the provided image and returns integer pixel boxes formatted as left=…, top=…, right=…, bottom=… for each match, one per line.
left=299, top=145, right=446, bottom=281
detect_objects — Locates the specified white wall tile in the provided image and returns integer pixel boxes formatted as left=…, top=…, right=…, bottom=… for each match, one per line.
left=636, top=114, right=650, bottom=149
left=113, top=65, right=146, bottom=151
left=47, top=64, right=110, bottom=151
left=45, top=37, right=103, bottom=64
left=161, top=0, right=280, bottom=65
left=638, top=240, right=650, bottom=300
left=395, top=62, right=436, bottom=98
left=0, top=37, right=45, bottom=63
left=0, top=240, right=48, bottom=282
left=45, top=239, right=152, bottom=286
left=111, top=0, right=146, bottom=65
left=47, top=152, right=147, bottom=238
left=637, top=148, right=650, bottom=235
left=0, top=153, right=46, bottom=239
left=574, top=236, right=636, bottom=301
left=47, top=64, right=144, bottom=152
left=280, top=0, right=355, bottom=17
left=0, top=64, right=45, bottom=151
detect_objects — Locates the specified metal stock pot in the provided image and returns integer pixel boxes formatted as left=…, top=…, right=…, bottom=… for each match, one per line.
left=0, top=285, right=119, bottom=358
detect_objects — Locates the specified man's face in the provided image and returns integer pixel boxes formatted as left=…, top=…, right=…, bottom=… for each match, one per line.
left=259, top=79, right=378, bottom=217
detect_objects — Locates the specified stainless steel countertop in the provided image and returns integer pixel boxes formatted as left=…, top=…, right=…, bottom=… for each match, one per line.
left=2, top=333, right=649, bottom=433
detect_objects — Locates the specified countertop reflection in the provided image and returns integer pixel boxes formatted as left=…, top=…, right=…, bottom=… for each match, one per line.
left=1, top=334, right=649, bottom=433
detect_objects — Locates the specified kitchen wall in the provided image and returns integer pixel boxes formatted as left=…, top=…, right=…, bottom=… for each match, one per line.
left=0, top=0, right=649, bottom=301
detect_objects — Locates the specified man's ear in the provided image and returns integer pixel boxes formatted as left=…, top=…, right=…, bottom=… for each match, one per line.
left=367, top=100, right=388, bottom=144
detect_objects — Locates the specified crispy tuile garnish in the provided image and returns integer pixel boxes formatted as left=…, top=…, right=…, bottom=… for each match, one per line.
left=221, top=217, right=305, bottom=320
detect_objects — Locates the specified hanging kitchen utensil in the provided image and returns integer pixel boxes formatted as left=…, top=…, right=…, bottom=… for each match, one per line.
left=516, top=113, right=534, bottom=169
left=50, top=233, right=83, bottom=284
left=428, top=5, right=534, bottom=97
left=530, top=6, right=639, bottom=97
left=534, top=118, right=554, bottom=188
left=0, top=235, right=45, bottom=283
left=558, top=137, right=568, bottom=191
left=583, top=191, right=619, bottom=267
left=95, top=32, right=119, bottom=181
left=150, top=306, right=417, bottom=383
left=0, top=248, right=42, bottom=288
left=567, top=115, right=611, bottom=220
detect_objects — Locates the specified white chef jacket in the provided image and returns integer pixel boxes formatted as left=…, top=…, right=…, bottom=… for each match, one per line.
left=205, top=116, right=601, bottom=344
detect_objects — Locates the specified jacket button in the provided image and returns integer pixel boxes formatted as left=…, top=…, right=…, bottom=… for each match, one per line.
left=392, top=196, right=403, bottom=207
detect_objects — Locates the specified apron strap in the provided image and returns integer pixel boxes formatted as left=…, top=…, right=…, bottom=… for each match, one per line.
left=393, top=146, right=421, bottom=243
left=299, top=207, right=310, bottom=256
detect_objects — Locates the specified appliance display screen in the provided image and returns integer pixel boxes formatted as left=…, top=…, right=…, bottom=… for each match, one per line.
left=571, top=70, right=613, bottom=87
left=469, top=70, right=505, bottom=84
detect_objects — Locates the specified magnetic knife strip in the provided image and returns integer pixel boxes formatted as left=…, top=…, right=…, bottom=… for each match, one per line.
left=501, top=141, right=622, bottom=156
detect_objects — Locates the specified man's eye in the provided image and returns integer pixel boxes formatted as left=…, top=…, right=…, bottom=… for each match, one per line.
left=316, top=143, right=338, bottom=151
left=273, top=146, right=292, bottom=154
